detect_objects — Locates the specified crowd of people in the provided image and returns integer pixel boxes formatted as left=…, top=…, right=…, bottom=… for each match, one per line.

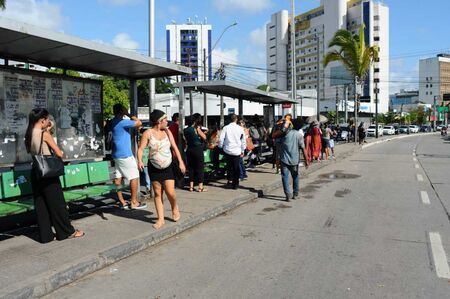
left=25, top=105, right=344, bottom=243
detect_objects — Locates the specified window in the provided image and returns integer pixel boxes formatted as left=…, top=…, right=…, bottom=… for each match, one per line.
left=374, top=36, right=380, bottom=41
left=270, top=37, right=275, bottom=41
left=374, top=68, right=380, bottom=73
left=426, top=92, right=428, bottom=95
left=426, top=84, right=428, bottom=88
left=270, top=46, right=275, bottom=49
left=430, top=91, right=433, bottom=95
left=430, top=84, right=433, bottom=87
left=374, top=15, right=380, bottom=21
left=374, top=26, right=379, bottom=31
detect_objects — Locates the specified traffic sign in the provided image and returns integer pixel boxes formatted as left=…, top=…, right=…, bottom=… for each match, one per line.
left=282, top=102, right=292, bottom=109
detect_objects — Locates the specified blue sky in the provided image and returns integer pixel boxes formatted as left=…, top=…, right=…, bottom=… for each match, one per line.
left=1, top=0, right=450, bottom=93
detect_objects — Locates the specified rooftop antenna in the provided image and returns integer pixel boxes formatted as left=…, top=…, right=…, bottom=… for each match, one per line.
left=204, top=17, right=208, bottom=24
left=194, top=14, right=199, bottom=24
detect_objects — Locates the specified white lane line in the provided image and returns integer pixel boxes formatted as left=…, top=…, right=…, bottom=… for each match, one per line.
left=420, top=191, right=430, bottom=205
left=415, top=164, right=420, bottom=169
left=417, top=174, right=424, bottom=182
left=413, top=153, right=416, bottom=156
left=429, top=232, right=450, bottom=279
left=413, top=157, right=418, bottom=161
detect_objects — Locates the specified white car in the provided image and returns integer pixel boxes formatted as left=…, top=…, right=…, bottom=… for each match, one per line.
left=383, top=125, right=395, bottom=135
left=409, top=125, right=419, bottom=133
left=367, top=125, right=384, bottom=137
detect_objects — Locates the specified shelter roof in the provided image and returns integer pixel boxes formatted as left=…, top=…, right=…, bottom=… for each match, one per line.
left=0, top=17, right=191, bottom=79
left=173, top=80, right=296, bottom=104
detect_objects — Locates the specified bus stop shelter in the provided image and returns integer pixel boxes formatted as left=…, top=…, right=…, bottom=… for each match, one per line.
left=173, top=80, right=296, bottom=130
left=0, top=17, right=191, bottom=115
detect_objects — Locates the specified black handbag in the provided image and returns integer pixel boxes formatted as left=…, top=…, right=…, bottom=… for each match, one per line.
left=32, top=131, right=65, bottom=179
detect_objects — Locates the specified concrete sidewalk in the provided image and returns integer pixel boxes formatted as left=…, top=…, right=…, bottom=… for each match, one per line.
left=0, top=133, right=432, bottom=299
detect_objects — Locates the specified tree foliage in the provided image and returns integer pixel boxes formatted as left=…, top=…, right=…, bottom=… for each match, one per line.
left=47, top=68, right=81, bottom=77
left=0, top=0, right=5, bottom=10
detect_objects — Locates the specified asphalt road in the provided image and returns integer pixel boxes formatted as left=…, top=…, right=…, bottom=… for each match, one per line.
left=45, top=134, right=450, bottom=299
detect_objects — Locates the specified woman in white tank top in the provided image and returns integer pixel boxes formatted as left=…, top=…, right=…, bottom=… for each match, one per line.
left=137, top=109, right=186, bottom=230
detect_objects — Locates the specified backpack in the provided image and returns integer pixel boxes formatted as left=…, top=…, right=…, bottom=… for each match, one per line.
left=104, top=120, right=113, bottom=151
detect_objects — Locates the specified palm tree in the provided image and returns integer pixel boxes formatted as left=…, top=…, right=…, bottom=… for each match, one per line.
left=0, top=0, right=5, bottom=10
left=323, top=24, right=379, bottom=142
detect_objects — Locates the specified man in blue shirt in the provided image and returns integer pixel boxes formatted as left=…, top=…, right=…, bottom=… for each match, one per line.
left=111, top=104, right=147, bottom=210
left=277, top=117, right=309, bottom=201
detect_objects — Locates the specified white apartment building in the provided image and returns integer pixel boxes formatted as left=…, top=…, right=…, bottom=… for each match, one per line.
left=166, top=19, right=212, bottom=82
left=419, top=54, right=450, bottom=106
left=267, top=0, right=389, bottom=115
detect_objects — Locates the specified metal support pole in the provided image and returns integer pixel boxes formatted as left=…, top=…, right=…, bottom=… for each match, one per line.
left=290, top=0, right=297, bottom=119
left=433, top=96, right=437, bottom=131
left=375, top=81, right=379, bottom=138
left=129, top=80, right=138, bottom=154
left=354, top=77, right=358, bottom=144
left=345, top=85, right=348, bottom=124
left=148, top=0, right=155, bottom=116
left=179, top=86, right=185, bottom=151
left=220, top=95, right=224, bottom=128
left=189, top=90, right=193, bottom=116
left=238, top=99, right=243, bottom=118
left=203, top=48, right=208, bottom=128
left=316, top=36, right=320, bottom=121
left=335, top=86, right=339, bottom=124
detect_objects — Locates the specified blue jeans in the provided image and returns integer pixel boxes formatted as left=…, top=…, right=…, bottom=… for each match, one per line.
left=140, top=166, right=151, bottom=189
left=239, top=157, right=247, bottom=179
left=280, top=162, right=299, bottom=196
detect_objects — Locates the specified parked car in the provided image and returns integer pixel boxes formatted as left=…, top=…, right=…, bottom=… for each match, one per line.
left=399, top=125, right=409, bottom=134
left=409, top=125, right=419, bottom=133
left=392, top=125, right=399, bottom=134
left=420, top=125, right=432, bottom=132
left=436, top=125, right=443, bottom=131
left=367, top=124, right=384, bottom=137
left=383, top=125, right=395, bottom=135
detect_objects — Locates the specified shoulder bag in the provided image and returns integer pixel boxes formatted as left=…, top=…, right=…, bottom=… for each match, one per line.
left=32, top=131, right=65, bottom=179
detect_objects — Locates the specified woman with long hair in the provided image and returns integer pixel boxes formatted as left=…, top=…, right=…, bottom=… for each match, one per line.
left=183, top=113, right=208, bottom=192
left=25, top=108, right=84, bottom=243
left=207, top=123, right=221, bottom=174
left=137, top=109, right=186, bottom=229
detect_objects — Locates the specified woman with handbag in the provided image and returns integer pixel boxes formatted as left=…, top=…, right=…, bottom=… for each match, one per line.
left=183, top=113, right=208, bottom=192
left=137, top=109, right=186, bottom=229
left=25, top=108, right=84, bottom=243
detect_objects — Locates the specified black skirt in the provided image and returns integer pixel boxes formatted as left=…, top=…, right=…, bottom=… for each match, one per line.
left=148, top=161, right=175, bottom=182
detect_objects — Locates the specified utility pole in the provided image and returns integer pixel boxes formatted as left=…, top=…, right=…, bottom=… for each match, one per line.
left=290, top=0, right=297, bottom=118
left=316, top=35, right=320, bottom=121
left=187, top=48, right=194, bottom=115
left=344, top=85, right=348, bottom=123
left=354, top=76, right=359, bottom=144
left=433, top=95, right=437, bottom=131
left=374, top=81, right=379, bottom=138
left=203, top=48, right=208, bottom=128
left=335, top=86, right=339, bottom=124
left=148, top=0, right=155, bottom=116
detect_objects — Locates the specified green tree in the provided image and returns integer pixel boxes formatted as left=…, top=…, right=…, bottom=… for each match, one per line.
left=101, top=77, right=130, bottom=119
left=323, top=24, right=379, bottom=141
left=47, top=68, right=81, bottom=77
left=257, top=84, right=270, bottom=92
left=0, top=0, right=5, bottom=10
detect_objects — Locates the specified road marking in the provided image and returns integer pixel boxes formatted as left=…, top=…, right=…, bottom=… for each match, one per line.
left=413, top=153, right=416, bottom=156
left=417, top=174, right=424, bottom=182
left=420, top=191, right=430, bottom=205
left=429, top=232, right=450, bottom=279
left=413, top=157, right=418, bottom=161
left=415, top=164, right=420, bottom=169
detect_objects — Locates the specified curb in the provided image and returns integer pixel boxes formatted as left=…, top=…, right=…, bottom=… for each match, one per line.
left=361, top=132, right=433, bottom=150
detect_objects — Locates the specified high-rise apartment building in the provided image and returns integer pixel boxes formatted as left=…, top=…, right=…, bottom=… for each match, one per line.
left=419, top=54, right=450, bottom=106
left=166, top=19, right=212, bottom=82
left=267, top=0, right=389, bottom=114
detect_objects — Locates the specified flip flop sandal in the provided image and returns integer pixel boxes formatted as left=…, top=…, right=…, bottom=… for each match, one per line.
left=68, top=230, right=85, bottom=239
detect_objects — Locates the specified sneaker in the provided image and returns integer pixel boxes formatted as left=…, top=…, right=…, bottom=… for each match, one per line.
left=285, top=193, right=292, bottom=202
left=130, top=202, right=148, bottom=210
left=120, top=203, right=130, bottom=210
left=292, top=193, right=299, bottom=200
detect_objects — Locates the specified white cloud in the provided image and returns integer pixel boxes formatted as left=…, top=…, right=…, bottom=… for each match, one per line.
left=112, top=33, right=139, bottom=51
left=0, top=0, right=63, bottom=30
left=390, top=60, right=419, bottom=94
left=97, top=0, right=142, bottom=6
left=212, top=48, right=239, bottom=67
left=250, top=24, right=267, bottom=47
left=213, top=0, right=272, bottom=13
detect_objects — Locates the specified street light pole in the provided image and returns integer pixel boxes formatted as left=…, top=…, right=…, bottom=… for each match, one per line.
left=290, top=0, right=297, bottom=118
left=316, top=35, right=320, bottom=121
left=375, top=81, right=379, bottom=138
left=148, top=0, right=155, bottom=115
